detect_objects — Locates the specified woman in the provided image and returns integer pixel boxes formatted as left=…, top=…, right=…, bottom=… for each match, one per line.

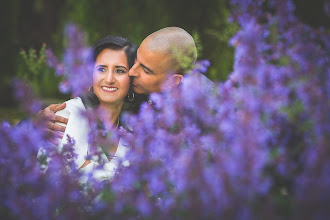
left=54, top=35, right=137, bottom=181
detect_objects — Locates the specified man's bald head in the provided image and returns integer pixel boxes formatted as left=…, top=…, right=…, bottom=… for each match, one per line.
left=129, top=27, right=197, bottom=95
left=143, top=27, right=197, bottom=74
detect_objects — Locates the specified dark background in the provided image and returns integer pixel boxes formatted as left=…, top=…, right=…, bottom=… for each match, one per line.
left=0, top=0, right=329, bottom=109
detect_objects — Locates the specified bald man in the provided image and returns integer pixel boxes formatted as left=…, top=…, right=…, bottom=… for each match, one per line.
left=41, top=27, right=200, bottom=137
left=128, top=27, right=197, bottom=94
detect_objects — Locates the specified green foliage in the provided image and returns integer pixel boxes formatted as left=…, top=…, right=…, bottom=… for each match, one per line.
left=206, top=23, right=239, bottom=81
left=61, top=0, right=170, bottom=46
left=192, top=30, right=203, bottom=57
left=201, top=2, right=240, bottom=81
left=18, top=44, right=47, bottom=79
left=33, top=0, right=44, bottom=13
left=17, top=44, right=67, bottom=98
left=0, top=0, right=19, bottom=88
left=57, top=0, right=236, bottom=81
left=12, top=0, right=238, bottom=96
left=0, top=106, right=26, bottom=125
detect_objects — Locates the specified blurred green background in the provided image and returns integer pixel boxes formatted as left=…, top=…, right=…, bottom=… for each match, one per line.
left=0, top=0, right=328, bottom=124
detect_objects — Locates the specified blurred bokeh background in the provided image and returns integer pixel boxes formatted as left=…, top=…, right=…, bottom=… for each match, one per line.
left=0, top=0, right=328, bottom=123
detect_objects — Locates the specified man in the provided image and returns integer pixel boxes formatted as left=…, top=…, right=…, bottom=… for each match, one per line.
left=128, top=27, right=197, bottom=94
left=40, top=27, right=199, bottom=137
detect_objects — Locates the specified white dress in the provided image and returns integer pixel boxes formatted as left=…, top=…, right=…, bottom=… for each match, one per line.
left=55, top=97, right=129, bottom=181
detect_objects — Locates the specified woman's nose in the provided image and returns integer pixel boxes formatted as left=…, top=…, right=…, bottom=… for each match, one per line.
left=105, top=72, right=115, bottom=83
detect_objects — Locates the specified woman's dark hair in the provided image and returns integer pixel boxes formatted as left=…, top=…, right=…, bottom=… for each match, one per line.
left=90, top=35, right=137, bottom=69
left=81, top=35, right=139, bottom=113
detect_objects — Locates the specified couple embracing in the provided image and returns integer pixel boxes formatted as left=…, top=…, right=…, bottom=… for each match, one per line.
left=40, top=27, right=212, bottom=181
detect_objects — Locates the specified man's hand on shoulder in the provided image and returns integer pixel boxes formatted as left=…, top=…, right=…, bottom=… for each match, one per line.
left=37, top=103, right=68, bottom=145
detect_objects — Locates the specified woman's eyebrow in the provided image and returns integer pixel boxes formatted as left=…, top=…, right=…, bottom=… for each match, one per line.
left=115, top=65, right=128, bottom=71
left=95, top=64, right=108, bottom=68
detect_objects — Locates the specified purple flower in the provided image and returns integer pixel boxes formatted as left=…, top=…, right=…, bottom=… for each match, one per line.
left=2, top=0, right=330, bottom=218
left=12, top=79, right=42, bottom=115
left=46, top=24, right=93, bottom=96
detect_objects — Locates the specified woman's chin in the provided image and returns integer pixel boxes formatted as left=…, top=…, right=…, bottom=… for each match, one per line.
left=99, top=97, right=124, bottom=105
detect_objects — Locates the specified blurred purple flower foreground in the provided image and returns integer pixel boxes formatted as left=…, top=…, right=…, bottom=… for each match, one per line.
left=1, top=0, right=329, bottom=219
left=46, top=24, right=93, bottom=96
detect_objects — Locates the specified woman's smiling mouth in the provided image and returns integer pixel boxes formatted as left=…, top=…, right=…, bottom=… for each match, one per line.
left=101, top=86, right=118, bottom=92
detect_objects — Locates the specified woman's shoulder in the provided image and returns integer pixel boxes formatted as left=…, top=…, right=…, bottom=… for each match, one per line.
left=64, top=97, right=86, bottom=110
left=56, top=97, right=86, bottom=117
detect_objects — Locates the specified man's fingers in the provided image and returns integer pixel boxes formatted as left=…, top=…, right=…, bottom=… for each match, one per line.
left=49, top=102, right=66, bottom=113
left=53, top=115, right=68, bottom=125
left=46, top=128, right=63, bottom=140
left=38, top=105, right=57, bottom=120
left=49, top=138, right=59, bottom=146
left=46, top=121, right=66, bottom=132
left=46, top=128, right=56, bottom=137
left=45, top=111, right=57, bottom=121
left=52, top=123, right=66, bottom=132
left=48, top=104, right=61, bottom=112
left=54, top=103, right=66, bottom=112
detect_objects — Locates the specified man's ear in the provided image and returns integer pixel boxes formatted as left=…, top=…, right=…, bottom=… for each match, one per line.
left=166, top=74, right=183, bottom=89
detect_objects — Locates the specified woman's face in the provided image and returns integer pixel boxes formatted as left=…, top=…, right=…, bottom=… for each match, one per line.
left=92, top=48, right=130, bottom=106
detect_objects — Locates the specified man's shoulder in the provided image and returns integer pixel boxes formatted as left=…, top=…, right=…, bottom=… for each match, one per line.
left=199, top=73, right=215, bottom=96
left=183, top=73, right=215, bottom=96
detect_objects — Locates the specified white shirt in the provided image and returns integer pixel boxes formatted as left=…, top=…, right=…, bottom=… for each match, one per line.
left=55, top=97, right=129, bottom=181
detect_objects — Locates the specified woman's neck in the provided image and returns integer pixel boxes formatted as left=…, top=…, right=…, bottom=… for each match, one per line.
left=99, top=101, right=123, bottom=127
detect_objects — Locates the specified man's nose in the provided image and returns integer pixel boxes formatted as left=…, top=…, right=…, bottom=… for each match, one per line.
left=128, top=63, right=139, bottom=77
left=105, top=72, right=115, bottom=83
